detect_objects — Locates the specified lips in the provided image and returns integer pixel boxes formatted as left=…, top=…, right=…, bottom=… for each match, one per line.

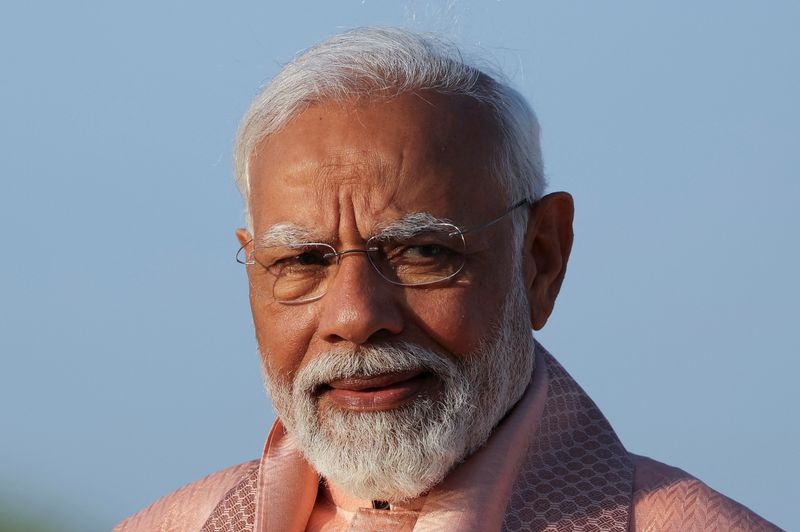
left=319, top=370, right=434, bottom=412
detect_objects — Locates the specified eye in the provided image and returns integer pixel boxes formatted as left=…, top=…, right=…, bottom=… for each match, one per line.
left=375, top=232, right=466, bottom=285
left=292, top=250, right=329, bottom=266
left=402, top=244, right=450, bottom=258
left=255, top=245, right=334, bottom=275
left=276, top=249, right=331, bottom=269
left=384, top=238, right=461, bottom=264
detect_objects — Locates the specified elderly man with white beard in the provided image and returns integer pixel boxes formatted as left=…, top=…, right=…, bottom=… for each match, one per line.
left=117, top=27, right=778, bottom=531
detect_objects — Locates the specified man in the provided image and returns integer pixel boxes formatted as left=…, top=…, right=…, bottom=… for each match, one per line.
left=117, top=27, right=777, bottom=531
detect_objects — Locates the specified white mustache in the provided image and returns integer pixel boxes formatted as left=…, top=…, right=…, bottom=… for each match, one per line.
left=291, top=342, right=459, bottom=396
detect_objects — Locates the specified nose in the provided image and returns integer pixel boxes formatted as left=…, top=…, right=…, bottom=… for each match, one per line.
left=316, top=252, right=404, bottom=345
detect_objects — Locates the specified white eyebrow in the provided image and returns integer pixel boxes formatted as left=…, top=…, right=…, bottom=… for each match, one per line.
left=256, top=213, right=455, bottom=247
left=374, top=212, right=456, bottom=240
left=256, top=223, right=320, bottom=247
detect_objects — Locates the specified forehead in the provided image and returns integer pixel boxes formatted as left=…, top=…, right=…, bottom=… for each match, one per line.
left=248, top=92, right=507, bottom=238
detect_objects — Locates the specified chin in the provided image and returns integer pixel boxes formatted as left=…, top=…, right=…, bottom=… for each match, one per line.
left=264, top=280, right=536, bottom=502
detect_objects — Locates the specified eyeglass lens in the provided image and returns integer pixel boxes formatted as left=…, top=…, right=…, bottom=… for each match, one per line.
left=247, top=225, right=466, bottom=303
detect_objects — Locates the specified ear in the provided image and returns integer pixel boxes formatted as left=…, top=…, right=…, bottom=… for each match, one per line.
left=236, top=228, right=253, bottom=271
left=236, top=228, right=251, bottom=247
left=521, top=192, right=574, bottom=330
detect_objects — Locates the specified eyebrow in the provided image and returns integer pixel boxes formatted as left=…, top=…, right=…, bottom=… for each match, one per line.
left=373, top=212, right=455, bottom=240
left=256, top=223, right=320, bottom=247
left=256, top=212, right=455, bottom=247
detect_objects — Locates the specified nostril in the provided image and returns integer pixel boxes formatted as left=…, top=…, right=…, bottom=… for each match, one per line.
left=317, top=295, right=404, bottom=346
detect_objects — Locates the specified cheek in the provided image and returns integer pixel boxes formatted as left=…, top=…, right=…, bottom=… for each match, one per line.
left=405, top=288, right=501, bottom=358
left=250, top=294, right=318, bottom=378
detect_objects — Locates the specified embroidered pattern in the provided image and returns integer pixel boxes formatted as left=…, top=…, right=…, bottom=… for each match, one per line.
left=501, top=352, right=634, bottom=531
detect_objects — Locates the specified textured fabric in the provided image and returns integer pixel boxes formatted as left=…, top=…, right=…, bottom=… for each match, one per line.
left=630, top=454, right=778, bottom=531
left=201, top=462, right=259, bottom=531
left=307, top=478, right=428, bottom=530
left=114, top=461, right=258, bottom=532
left=501, top=354, right=633, bottom=532
left=253, top=421, right=320, bottom=532
left=116, top=344, right=779, bottom=531
left=350, top=508, right=419, bottom=531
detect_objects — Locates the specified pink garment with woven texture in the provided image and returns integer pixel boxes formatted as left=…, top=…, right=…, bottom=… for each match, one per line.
left=116, top=343, right=779, bottom=531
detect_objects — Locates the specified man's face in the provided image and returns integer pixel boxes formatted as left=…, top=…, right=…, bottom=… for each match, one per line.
left=240, top=92, right=537, bottom=500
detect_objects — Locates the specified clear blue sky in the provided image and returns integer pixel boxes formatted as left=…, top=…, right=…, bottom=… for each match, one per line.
left=1, top=1, right=797, bottom=530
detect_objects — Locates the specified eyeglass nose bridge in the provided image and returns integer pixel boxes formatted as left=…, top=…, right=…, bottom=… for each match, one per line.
left=323, top=246, right=381, bottom=261
left=302, top=245, right=392, bottom=307
left=323, top=246, right=395, bottom=290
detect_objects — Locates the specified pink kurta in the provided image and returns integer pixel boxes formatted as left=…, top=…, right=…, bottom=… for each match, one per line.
left=116, top=344, right=778, bottom=531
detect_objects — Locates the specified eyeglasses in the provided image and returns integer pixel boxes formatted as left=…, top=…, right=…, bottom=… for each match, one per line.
left=236, top=198, right=531, bottom=304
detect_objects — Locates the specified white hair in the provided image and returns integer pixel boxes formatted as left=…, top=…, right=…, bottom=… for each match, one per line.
left=233, top=26, right=546, bottom=232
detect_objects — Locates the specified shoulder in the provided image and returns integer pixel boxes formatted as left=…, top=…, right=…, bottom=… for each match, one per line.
left=114, top=460, right=259, bottom=532
left=629, top=454, right=779, bottom=531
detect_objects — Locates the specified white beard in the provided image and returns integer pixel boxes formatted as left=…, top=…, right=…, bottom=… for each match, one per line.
left=261, top=280, right=535, bottom=503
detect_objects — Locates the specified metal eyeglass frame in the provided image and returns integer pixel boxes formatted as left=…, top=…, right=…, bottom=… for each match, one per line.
left=235, top=197, right=531, bottom=300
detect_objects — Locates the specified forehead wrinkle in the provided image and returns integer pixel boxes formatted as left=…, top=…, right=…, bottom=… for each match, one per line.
left=314, top=151, right=412, bottom=235
left=313, top=155, right=379, bottom=210
left=320, top=151, right=401, bottom=185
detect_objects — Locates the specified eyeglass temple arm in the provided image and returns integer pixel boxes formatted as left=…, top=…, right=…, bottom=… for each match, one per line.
left=451, top=198, right=532, bottom=237
left=236, top=239, right=254, bottom=264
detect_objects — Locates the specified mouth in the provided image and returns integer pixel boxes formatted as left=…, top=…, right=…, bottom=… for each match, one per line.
left=315, top=370, right=435, bottom=412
